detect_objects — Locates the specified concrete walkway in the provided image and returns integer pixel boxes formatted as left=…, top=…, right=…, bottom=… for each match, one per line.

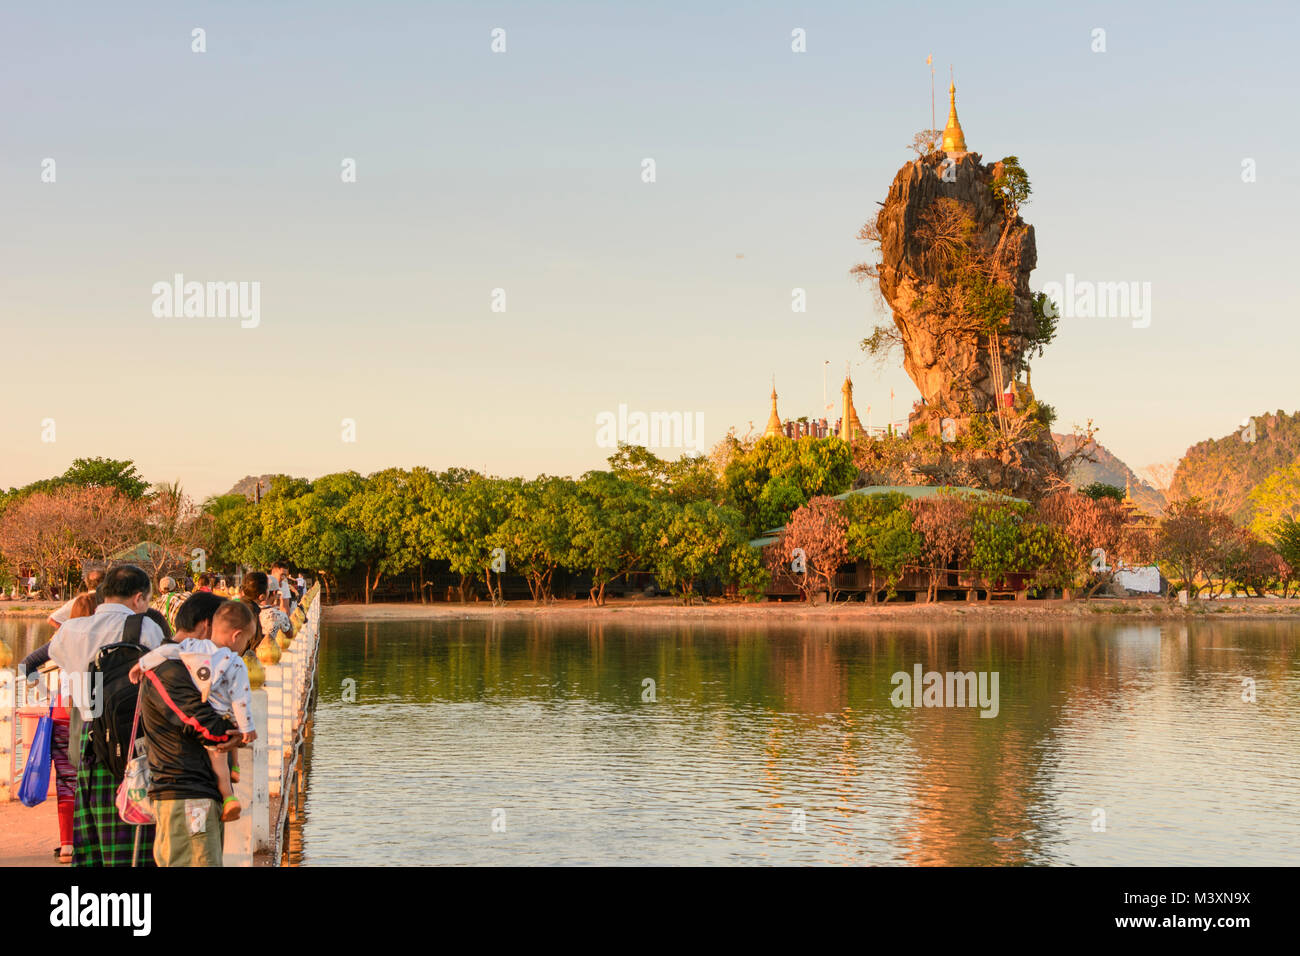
left=0, top=800, right=62, bottom=867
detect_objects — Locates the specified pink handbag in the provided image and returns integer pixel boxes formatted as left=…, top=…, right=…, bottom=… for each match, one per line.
left=115, top=685, right=154, bottom=825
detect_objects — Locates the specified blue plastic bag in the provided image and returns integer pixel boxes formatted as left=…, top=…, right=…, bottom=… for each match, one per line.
left=18, top=707, right=53, bottom=808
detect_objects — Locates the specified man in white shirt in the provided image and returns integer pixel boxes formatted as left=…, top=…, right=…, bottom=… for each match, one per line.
left=49, top=565, right=165, bottom=720
left=47, top=569, right=106, bottom=631
left=48, top=564, right=167, bottom=867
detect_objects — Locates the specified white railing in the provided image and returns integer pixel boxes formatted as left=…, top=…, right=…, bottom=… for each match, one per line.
left=226, top=583, right=323, bottom=866
left=0, top=668, right=62, bottom=802
left=0, top=584, right=325, bottom=868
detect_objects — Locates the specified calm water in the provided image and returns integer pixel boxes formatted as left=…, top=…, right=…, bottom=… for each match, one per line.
left=5, top=615, right=1298, bottom=865
left=294, top=617, right=1298, bottom=866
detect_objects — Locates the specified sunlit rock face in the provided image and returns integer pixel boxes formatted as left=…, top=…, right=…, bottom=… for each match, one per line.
left=872, top=151, right=1062, bottom=497
left=877, top=152, right=1034, bottom=416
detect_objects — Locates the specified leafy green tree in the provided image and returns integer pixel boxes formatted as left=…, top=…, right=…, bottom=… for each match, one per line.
left=723, top=435, right=856, bottom=534
left=606, top=444, right=721, bottom=504
left=969, top=499, right=1030, bottom=599
left=1271, top=517, right=1300, bottom=597
left=570, top=471, right=655, bottom=605
left=407, top=467, right=481, bottom=601
left=1079, top=481, right=1125, bottom=502
left=199, top=494, right=252, bottom=572
left=493, top=476, right=578, bottom=603
left=1248, top=456, right=1300, bottom=537
left=646, top=500, right=755, bottom=604
left=841, top=492, right=920, bottom=598
left=347, top=469, right=422, bottom=603
left=273, top=473, right=367, bottom=600
left=60, top=457, right=150, bottom=499
left=425, top=474, right=514, bottom=604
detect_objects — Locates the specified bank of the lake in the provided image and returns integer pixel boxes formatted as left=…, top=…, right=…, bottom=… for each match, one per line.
left=323, top=596, right=1300, bottom=626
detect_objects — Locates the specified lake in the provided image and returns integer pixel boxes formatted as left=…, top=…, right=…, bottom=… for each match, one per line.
left=285, top=616, right=1299, bottom=865
left=4, top=614, right=1296, bottom=865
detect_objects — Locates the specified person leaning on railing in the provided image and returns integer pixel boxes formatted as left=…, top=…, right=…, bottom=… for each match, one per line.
left=240, top=571, right=291, bottom=650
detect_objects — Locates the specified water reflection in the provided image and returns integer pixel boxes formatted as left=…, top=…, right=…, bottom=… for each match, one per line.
left=285, top=618, right=1300, bottom=866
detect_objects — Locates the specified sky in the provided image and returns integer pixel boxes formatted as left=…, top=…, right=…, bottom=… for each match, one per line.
left=3, top=0, right=1297, bottom=499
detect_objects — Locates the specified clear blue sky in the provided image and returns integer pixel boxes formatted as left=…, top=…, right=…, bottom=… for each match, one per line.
left=2, top=0, right=1296, bottom=497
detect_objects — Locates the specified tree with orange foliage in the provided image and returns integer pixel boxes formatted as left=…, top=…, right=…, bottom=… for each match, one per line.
left=765, top=496, right=848, bottom=603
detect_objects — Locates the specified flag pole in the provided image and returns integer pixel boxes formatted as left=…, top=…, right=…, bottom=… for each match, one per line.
left=928, top=55, right=935, bottom=135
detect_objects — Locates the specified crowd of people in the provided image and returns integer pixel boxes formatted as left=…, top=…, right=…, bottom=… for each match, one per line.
left=18, top=561, right=310, bottom=867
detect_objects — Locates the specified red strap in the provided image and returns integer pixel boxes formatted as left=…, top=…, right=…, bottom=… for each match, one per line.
left=142, top=669, right=232, bottom=744
left=125, top=681, right=145, bottom=757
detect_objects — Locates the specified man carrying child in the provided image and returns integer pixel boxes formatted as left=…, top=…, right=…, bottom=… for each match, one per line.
left=136, top=600, right=258, bottom=866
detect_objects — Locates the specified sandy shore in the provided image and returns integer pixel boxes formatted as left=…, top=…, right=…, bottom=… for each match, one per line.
left=323, top=596, right=1300, bottom=625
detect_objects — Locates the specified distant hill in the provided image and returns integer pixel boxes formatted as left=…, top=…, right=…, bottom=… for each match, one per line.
left=223, top=475, right=278, bottom=501
left=1168, top=410, right=1300, bottom=525
left=1053, top=433, right=1167, bottom=516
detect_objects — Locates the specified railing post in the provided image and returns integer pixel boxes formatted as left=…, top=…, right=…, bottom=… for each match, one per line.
left=250, top=689, right=270, bottom=851
left=264, top=663, right=284, bottom=798
left=280, top=646, right=295, bottom=758
left=0, top=669, right=15, bottom=801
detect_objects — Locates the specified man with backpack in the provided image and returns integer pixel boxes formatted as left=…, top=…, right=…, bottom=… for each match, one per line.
left=48, top=564, right=167, bottom=866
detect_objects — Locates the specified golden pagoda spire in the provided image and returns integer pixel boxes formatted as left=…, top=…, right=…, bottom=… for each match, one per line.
left=942, top=75, right=967, bottom=154
left=764, top=377, right=785, bottom=440
left=839, top=371, right=865, bottom=442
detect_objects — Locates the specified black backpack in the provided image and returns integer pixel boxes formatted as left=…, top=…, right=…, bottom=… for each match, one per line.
left=88, top=614, right=150, bottom=780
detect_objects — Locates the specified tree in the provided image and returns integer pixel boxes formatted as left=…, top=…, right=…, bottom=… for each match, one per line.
left=408, top=467, right=482, bottom=602
left=908, top=129, right=942, bottom=157
left=493, top=476, right=578, bottom=603
left=425, top=475, right=513, bottom=604
left=199, top=493, right=254, bottom=572
left=841, top=492, right=920, bottom=599
left=647, top=500, right=755, bottom=604
left=723, top=435, right=856, bottom=534
left=138, top=481, right=204, bottom=582
left=1271, top=517, right=1300, bottom=598
left=60, top=457, right=150, bottom=499
left=1217, top=527, right=1285, bottom=597
left=905, top=493, right=975, bottom=601
left=1248, top=456, right=1300, bottom=538
left=347, top=469, right=422, bottom=604
left=279, top=473, right=368, bottom=601
left=1156, top=499, right=1234, bottom=598
left=766, top=496, right=848, bottom=603
left=969, top=499, right=1030, bottom=600
left=570, top=471, right=654, bottom=605
left=1036, top=490, right=1135, bottom=595
left=1079, top=482, right=1125, bottom=503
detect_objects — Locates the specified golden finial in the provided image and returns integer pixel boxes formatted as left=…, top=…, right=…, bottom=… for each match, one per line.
left=942, top=73, right=967, bottom=154
left=764, top=377, right=785, bottom=439
left=839, top=370, right=865, bottom=442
